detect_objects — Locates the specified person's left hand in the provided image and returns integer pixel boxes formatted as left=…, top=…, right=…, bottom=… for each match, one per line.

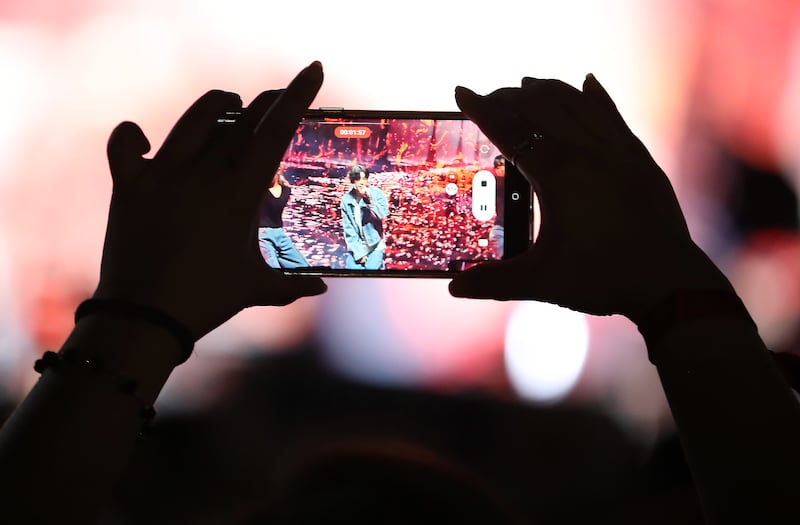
left=448, top=75, right=732, bottom=320
left=93, top=62, right=327, bottom=341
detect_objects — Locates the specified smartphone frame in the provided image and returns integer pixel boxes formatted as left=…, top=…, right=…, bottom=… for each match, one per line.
left=267, top=108, right=532, bottom=278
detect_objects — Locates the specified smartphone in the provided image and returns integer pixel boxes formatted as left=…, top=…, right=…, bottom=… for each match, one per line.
left=256, top=109, right=532, bottom=277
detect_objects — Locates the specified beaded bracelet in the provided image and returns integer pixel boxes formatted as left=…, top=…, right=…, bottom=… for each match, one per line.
left=34, top=349, right=156, bottom=436
left=75, top=298, right=194, bottom=365
left=634, top=290, right=758, bottom=365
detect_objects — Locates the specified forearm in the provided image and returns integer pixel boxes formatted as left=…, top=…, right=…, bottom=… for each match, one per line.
left=0, top=314, right=182, bottom=524
left=652, top=315, right=800, bottom=524
left=0, top=63, right=327, bottom=524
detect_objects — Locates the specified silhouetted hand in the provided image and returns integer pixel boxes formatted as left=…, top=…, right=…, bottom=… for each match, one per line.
left=450, top=75, right=732, bottom=320
left=93, top=62, right=327, bottom=340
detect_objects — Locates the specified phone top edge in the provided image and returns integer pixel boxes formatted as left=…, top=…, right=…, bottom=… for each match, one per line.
left=282, top=269, right=461, bottom=278
left=219, top=109, right=469, bottom=124
left=306, top=108, right=466, bottom=120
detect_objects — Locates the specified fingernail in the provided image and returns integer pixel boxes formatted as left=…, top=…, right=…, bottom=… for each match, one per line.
left=303, top=61, right=323, bottom=75
left=306, top=278, right=328, bottom=296
left=521, top=77, right=540, bottom=87
left=297, top=61, right=323, bottom=80
left=207, top=89, right=242, bottom=104
left=455, top=85, right=477, bottom=96
left=448, top=279, right=465, bottom=297
left=290, top=61, right=324, bottom=90
left=454, top=86, right=484, bottom=112
left=454, top=86, right=482, bottom=104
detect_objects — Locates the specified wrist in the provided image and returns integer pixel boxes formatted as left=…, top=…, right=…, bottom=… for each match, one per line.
left=91, top=278, right=204, bottom=340
left=633, top=289, right=757, bottom=364
left=63, top=308, right=185, bottom=403
left=631, top=241, right=735, bottom=317
left=76, top=298, right=194, bottom=363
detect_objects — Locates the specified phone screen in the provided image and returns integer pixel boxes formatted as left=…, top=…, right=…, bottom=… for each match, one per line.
left=261, top=110, right=530, bottom=276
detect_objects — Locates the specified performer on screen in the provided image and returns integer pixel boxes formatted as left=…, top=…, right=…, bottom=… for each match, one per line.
left=340, top=165, right=389, bottom=270
left=258, top=171, right=310, bottom=269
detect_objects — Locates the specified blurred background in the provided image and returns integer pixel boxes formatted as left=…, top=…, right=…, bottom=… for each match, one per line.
left=1, top=0, right=800, bottom=522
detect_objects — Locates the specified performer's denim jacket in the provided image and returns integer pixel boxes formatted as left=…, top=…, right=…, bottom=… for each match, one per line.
left=340, top=186, right=389, bottom=260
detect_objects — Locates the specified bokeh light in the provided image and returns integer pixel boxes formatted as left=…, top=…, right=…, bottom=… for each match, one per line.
left=504, top=302, right=590, bottom=404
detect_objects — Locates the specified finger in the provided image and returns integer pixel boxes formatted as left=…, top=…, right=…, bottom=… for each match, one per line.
left=154, top=89, right=243, bottom=168
left=581, top=73, right=633, bottom=135
left=249, top=272, right=328, bottom=307
left=449, top=257, right=540, bottom=301
left=207, top=89, right=284, bottom=165
left=240, top=61, right=323, bottom=191
left=522, top=77, right=582, bottom=99
left=449, top=250, right=580, bottom=310
left=582, top=74, right=617, bottom=113
left=515, top=79, right=594, bottom=145
left=239, top=89, right=285, bottom=134
left=482, top=86, right=526, bottom=106
left=517, top=78, right=614, bottom=148
left=456, top=84, right=584, bottom=155
left=455, top=86, right=530, bottom=162
left=521, top=76, right=540, bottom=88
left=455, top=86, right=569, bottom=184
left=107, top=121, right=151, bottom=184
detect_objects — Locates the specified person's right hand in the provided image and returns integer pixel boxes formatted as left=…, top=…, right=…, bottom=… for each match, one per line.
left=450, top=75, right=734, bottom=321
left=92, top=62, right=327, bottom=342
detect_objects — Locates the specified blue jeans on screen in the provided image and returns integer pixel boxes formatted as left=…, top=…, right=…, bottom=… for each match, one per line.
left=258, top=227, right=309, bottom=269
left=344, top=249, right=384, bottom=270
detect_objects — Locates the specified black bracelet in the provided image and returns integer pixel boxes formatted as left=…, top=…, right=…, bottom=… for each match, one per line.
left=75, top=299, right=194, bottom=365
left=634, top=290, right=758, bottom=365
left=34, top=349, right=156, bottom=436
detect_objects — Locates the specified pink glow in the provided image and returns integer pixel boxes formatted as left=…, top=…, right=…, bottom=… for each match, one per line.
left=1, top=1, right=799, bottom=438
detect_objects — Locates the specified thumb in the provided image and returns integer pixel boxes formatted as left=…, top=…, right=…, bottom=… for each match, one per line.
left=107, top=121, right=151, bottom=184
left=449, top=257, right=538, bottom=301
left=249, top=271, right=328, bottom=307
left=449, top=254, right=592, bottom=315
